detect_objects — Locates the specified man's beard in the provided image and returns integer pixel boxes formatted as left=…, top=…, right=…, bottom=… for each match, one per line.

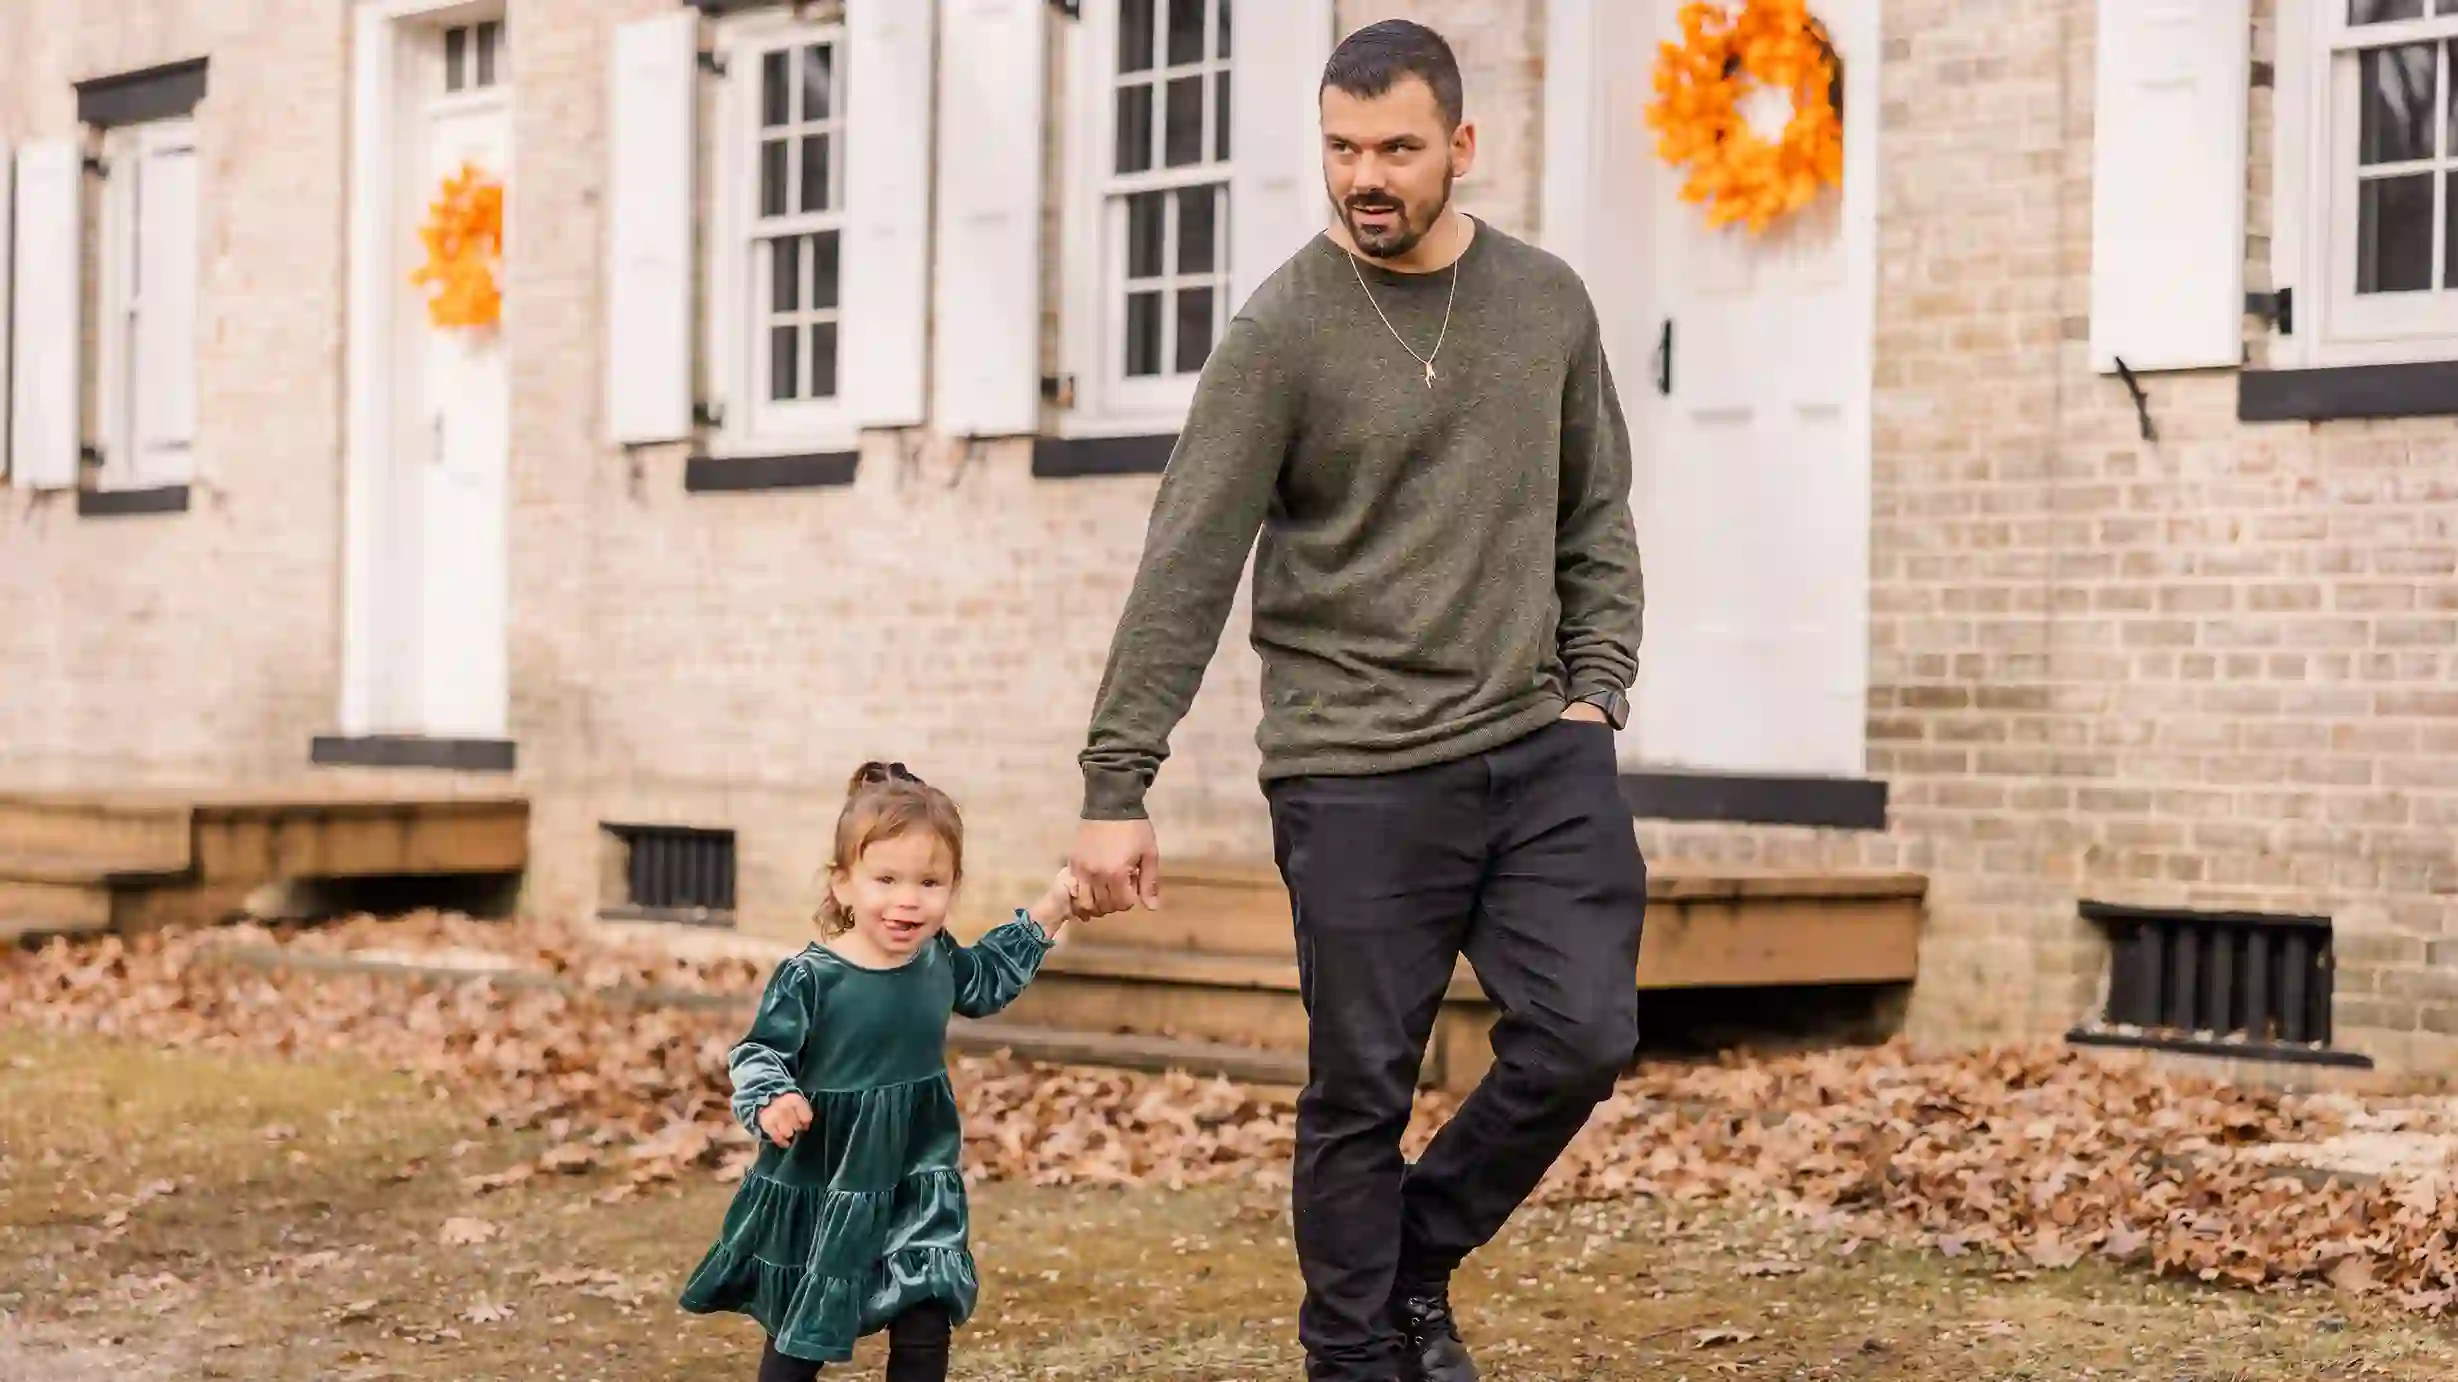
left=1337, top=178, right=1451, bottom=260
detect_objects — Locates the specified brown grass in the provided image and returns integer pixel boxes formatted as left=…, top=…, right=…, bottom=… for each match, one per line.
left=3, top=1027, right=2455, bottom=1380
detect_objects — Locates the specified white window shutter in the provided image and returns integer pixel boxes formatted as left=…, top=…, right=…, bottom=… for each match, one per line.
left=931, top=0, right=1044, bottom=438
left=1230, top=0, right=1334, bottom=314
left=134, top=125, right=200, bottom=483
left=2086, top=0, right=2250, bottom=374
left=10, top=139, right=82, bottom=490
left=842, top=0, right=935, bottom=430
left=605, top=11, right=698, bottom=445
left=0, top=138, right=12, bottom=482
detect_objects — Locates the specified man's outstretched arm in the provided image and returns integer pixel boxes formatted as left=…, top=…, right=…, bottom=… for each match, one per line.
left=1073, top=313, right=1297, bottom=914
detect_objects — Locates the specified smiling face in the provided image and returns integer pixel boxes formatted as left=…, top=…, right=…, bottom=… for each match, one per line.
left=830, top=828, right=958, bottom=962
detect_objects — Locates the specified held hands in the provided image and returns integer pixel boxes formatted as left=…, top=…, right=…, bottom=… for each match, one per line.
left=1069, top=818, right=1162, bottom=919
left=1026, top=867, right=1084, bottom=936
left=757, top=1091, right=814, bottom=1148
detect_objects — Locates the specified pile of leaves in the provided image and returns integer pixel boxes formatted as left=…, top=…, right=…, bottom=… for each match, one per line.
left=6, top=916, right=2457, bottom=1311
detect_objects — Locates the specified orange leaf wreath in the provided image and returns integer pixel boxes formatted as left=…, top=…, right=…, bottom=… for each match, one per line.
left=410, top=161, right=505, bottom=329
left=1644, top=0, right=1844, bottom=234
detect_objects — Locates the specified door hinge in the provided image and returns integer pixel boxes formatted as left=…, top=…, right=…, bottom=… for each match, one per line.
left=2246, top=286, right=2293, bottom=336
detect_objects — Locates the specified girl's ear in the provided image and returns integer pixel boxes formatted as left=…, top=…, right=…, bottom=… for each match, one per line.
left=828, top=867, right=856, bottom=916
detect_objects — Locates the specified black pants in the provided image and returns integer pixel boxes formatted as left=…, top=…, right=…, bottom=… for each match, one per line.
left=756, top=1303, right=951, bottom=1382
left=1266, top=719, right=1648, bottom=1382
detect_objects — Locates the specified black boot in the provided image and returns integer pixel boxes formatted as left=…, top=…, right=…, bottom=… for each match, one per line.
left=1392, top=1277, right=1479, bottom=1382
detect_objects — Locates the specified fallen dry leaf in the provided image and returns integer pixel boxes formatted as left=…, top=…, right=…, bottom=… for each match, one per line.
left=1692, top=1326, right=1754, bottom=1348
left=462, top=1297, right=515, bottom=1324
left=438, top=1216, right=498, bottom=1246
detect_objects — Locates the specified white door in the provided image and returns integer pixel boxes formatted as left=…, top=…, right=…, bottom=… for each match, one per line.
left=410, top=89, right=511, bottom=739
left=1608, top=0, right=1878, bottom=779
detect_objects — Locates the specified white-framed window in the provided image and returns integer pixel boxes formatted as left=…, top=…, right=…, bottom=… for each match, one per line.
left=443, top=18, right=507, bottom=92
left=1062, top=0, right=1235, bottom=430
left=95, top=117, right=200, bottom=490
left=710, top=10, right=852, bottom=452
left=2277, top=0, right=2458, bottom=365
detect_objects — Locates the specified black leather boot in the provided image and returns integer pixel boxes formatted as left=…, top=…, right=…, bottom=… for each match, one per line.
left=1393, top=1277, right=1479, bottom=1382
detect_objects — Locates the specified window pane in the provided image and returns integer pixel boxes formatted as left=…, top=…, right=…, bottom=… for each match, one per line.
left=2448, top=172, right=2458, bottom=287
left=476, top=21, right=500, bottom=87
left=761, top=139, right=789, bottom=218
left=2357, top=174, right=2435, bottom=292
left=2360, top=44, right=2436, bottom=165
left=1165, top=75, right=1204, bottom=166
left=1119, top=0, right=1154, bottom=73
left=2448, top=42, right=2457, bottom=159
left=804, top=44, right=833, bottom=121
left=770, top=325, right=800, bottom=400
left=762, top=50, right=790, bottom=128
left=1219, top=0, right=1231, bottom=58
left=1215, top=72, right=1232, bottom=161
left=1115, top=84, right=1154, bottom=174
left=801, top=134, right=832, bottom=212
left=446, top=26, right=467, bottom=92
left=811, top=322, right=839, bottom=398
left=814, top=230, right=841, bottom=310
left=770, top=235, right=802, bottom=313
left=1177, top=184, right=1218, bottom=274
left=1126, top=291, right=1163, bottom=376
left=1175, top=287, right=1215, bottom=373
left=1127, top=191, right=1166, bottom=279
left=1168, top=0, right=1205, bottom=65
left=2351, top=0, right=2425, bottom=19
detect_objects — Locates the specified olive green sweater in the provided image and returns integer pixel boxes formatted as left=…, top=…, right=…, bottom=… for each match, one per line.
left=1080, top=220, right=1644, bottom=820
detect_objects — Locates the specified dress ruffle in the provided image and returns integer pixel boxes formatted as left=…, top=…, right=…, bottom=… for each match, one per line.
left=679, top=1165, right=978, bottom=1362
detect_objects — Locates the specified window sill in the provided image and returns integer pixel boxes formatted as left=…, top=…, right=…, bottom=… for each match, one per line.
left=2238, top=359, right=2458, bottom=423
left=311, top=735, right=516, bottom=773
left=2066, top=1026, right=2373, bottom=1069
left=77, top=484, right=190, bottom=518
left=684, top=449, right=859, bottom=492
left=1031, top=433, right=1176, bottom=478
left=1618, top=768, right=1889, bottom=831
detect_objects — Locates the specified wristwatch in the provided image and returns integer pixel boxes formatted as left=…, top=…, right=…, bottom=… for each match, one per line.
left=1577, top=688, right=1630, bottom=731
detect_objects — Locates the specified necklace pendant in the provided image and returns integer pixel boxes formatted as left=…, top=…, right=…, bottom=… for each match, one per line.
left=1423, top=362, right=1437, bottom=388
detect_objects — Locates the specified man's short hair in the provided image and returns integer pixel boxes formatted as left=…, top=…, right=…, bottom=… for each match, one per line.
left=1320, top=19, right=1464, bottom=130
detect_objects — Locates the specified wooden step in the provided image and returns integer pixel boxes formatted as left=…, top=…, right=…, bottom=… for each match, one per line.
left=0, top=795, right=192, bottom=873
left=190, top=798, right=528, bottom=880
left=0, top=873, right=115, bottom=943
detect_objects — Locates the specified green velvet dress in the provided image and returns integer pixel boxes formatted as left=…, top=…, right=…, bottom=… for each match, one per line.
left=678, top=914, right=1055, bottom=1362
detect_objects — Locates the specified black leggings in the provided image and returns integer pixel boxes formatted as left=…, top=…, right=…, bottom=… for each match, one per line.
left=756, top=1303, right=951, bottom=1382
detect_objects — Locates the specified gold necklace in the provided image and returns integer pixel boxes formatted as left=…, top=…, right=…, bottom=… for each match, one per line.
left=1347, top=221, right=1462, bottom=389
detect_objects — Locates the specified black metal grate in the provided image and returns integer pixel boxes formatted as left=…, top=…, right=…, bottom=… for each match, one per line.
left=607, top=824, right=737, bottom=918
left=2083, top=902, right=2335, bottom=1047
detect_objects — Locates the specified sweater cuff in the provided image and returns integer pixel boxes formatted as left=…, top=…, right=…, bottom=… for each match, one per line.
left=1565, top=663, right=1629, bottom=704
left=1081, top=766, right=1152, bottom=822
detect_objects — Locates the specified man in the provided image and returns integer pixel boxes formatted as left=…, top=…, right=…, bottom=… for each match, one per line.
left=1068, top=19, right=1646, bottom=1382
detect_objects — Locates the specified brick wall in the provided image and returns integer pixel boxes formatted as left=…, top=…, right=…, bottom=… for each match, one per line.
left=10, top=0, right=2458, bottom=1074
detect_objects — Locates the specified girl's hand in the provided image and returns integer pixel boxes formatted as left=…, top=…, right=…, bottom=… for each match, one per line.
left=757, top=1092, right=814, bottom=1148
left=1027, top=867, right=1082, bottom=935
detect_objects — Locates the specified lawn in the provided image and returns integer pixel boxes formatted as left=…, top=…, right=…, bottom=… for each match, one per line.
left=5, top=1027, right=2456, bottom=1381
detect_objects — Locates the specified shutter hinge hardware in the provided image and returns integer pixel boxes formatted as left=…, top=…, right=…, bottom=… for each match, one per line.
left=1040, top=373, right=1077, bottom=408
left=696, top=48, right=727, bottom=77
left=79, top=444, right=105, bottom=469
left=693, top=400, right=726, bottom=430
left=2110, top=356, right=2158, bottom=444
left=1049, top=0, right=1082, bottom=17
left=81, top=153, right=108, bottom=179
left=2245, top=286, right=2293, bottom=335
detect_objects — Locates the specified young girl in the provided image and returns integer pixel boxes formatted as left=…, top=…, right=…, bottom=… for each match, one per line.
left=679, top=760, right=1078, bottom=1382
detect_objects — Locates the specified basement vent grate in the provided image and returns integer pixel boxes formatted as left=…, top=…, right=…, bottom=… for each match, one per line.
left=2068, top=902, right=2368, bottom=1068
left=602, top=824, right=737, bottom=926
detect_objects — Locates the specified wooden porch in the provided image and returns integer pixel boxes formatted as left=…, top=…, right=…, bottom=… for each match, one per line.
left=0, top=787, right=528, bottom=942
left=989, top=861, right=1927, bottom=1092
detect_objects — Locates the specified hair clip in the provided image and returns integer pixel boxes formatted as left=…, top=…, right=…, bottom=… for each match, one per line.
left=857, top=760, right=922, bottom=786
